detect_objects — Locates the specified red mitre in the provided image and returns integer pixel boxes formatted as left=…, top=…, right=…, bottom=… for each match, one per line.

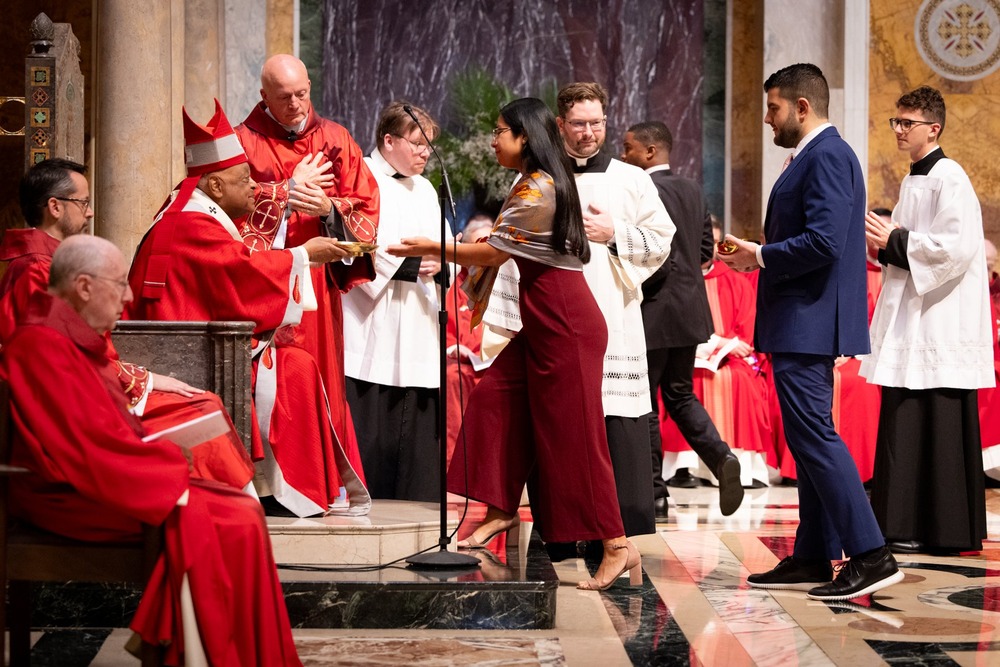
left=182, top=98, right=248, bottom=177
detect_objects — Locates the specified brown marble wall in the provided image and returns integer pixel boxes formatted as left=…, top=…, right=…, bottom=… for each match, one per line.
left=870, top=0, right=1000, bottom=243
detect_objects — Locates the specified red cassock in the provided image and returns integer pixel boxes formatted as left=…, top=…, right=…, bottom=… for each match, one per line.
left=660, top=261, right=772, bottom=471
left=444, top=274, right=485, bottom=464
left=765, top=260, right=883, bottom=482
left=126, top=187, right=369, bottom=517
left=978, top=287, right=1000, bottom=470
left=236, top=103, right=379, bottom=480
left=2, top=294, right=300, bottom=666
left=0, top=228, right=253, bottom=489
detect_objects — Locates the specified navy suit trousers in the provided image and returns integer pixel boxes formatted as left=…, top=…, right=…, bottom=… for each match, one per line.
left=771, top=352, right=884, bottom=559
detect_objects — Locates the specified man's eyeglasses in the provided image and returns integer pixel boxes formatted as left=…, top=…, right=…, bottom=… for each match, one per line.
left=564, top=117, right=607, bottom=132
left=82, top=273, right=130, bottom=294
left=393, top=135, right=431, bottom=154
left=888, top=118, right=935, bottom=132
left=55, top=196, right=92, bottom=211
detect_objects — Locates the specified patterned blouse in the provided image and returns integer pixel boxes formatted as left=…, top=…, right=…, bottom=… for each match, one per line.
left=463, top=171, right=582, bottom=325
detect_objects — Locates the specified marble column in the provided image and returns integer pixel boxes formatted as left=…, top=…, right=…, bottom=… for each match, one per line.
left=184, top=0, right=224, bottom=123
left=727, top=0, right=764, bottom=239
left=266, top=0, right=297, bottom=56
left=94, top=0, right=185, bottom=259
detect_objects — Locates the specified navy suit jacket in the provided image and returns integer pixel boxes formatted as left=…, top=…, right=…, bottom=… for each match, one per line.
left=755, top=126, right=870, bottom=357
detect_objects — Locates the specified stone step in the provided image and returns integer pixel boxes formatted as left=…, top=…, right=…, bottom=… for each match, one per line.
left=25, top=501, right=559, bottom=631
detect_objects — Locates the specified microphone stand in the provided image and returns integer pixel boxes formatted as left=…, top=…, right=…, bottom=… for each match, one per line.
left=403, top=106, right=479, bottom=570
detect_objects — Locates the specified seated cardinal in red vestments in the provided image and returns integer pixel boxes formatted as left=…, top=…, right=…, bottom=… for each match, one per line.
left=235, top=54, right=380, bottom=486
left=0, top=158, right=253, bottom=490
left=1, top=235, right=301, bottom=666
left=126, top=100, right=370, bottom=518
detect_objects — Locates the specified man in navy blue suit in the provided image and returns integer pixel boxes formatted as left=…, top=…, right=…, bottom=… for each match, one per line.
left=719, top=63, right=902, bottom=601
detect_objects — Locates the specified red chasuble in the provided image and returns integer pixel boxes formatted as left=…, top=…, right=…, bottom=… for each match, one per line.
left=127, top=187, right=369, bottom=517
left=0, top=228, right=253, bottom=490
left=1, top=293, right=300, bottom=666
left=236, top=103, right=379, bottom=472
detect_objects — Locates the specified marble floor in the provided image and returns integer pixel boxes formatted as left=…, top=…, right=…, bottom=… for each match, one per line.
left=10, top=485, right=1000, bottom=666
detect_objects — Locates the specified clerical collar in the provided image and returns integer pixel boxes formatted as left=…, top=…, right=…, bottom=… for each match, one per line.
left=369, top=147, right=410, bottom=180
left=571, top=150, right=613, bottom=174
left=910, top=146, right=946, bottom=176
left=264, top=107, right=307, bottom=137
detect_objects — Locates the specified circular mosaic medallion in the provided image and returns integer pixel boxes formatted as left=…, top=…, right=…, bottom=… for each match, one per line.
left=915, top=0, right=1000, bottom=81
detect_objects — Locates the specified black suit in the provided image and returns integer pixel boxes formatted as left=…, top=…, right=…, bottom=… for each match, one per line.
left=640, top=167, right=730, bottom=497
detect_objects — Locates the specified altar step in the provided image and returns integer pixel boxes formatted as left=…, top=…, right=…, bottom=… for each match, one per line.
left=269, top=500, right=558, bottom=630
left=24, top=501, right=558, bottom=632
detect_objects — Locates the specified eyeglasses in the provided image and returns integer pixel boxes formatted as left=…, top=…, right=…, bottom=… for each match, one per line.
left=564, top=117, right=607, bottom=132
left=55, top=196, right=92, bottom=211
left=491, top=127, right=511, bottom=139
left=82, top=273, right=130, bottom=294
left=393, top=135, right=431, bottom=154
left=888, top=118, right=936, bottom=132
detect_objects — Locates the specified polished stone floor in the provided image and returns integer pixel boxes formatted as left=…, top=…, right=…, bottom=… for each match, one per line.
left=10, top=485, right=1000, bottom=665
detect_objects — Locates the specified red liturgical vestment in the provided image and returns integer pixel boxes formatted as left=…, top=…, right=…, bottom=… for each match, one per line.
left=1, top=294, right=300, bottom=666
left=236, top=104, right=379, bottom=474
left=127, top=186, right=369, bottom=516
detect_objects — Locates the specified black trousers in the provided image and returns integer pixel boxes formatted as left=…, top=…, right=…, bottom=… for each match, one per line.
left=346, top=377, right=440, bottom=502
left=646, top=345, right=730, bottom=497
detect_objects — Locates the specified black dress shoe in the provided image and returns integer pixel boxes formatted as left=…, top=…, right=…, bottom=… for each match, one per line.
left=666, top=468, right=698, bottom=488
left=888, top=540, right=924, bottom=554
left=747, top=555, right=833, bottom=590
left=653, top=496, right=669, bottom=520
left=716, top=452, right=744, bottom=516
left=806, top=546, right=904, bottom=601
left=780, top=476, right=798, bottom=487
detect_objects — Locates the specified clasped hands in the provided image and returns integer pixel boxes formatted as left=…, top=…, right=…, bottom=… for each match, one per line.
left=289, top=153, right=334, bottom=218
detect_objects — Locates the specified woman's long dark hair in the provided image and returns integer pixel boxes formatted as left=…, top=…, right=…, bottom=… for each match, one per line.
left=500, top=98, right=589, bottom=262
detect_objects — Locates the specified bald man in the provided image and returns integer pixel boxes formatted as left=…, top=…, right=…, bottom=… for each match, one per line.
left=2, top=235, right=300, bottom=665
left=235, top=54, right=380, bottom=481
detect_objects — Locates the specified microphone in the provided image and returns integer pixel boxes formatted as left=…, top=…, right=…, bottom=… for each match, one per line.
left=403, top=105, right=456, bottom=219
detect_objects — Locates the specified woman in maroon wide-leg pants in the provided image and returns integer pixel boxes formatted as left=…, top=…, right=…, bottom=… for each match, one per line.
left=448, top=256, right=622, bottom=543
left=389, top=97, right=637, bottom=590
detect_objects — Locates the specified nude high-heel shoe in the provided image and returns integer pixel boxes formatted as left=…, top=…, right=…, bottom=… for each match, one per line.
left=457, top=514, right=521, bottom=550
left=577, top=540, right=642, bottom=590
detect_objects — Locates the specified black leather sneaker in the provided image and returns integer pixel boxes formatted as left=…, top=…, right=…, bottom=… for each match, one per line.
left=747, top=556, right=833, bottom=590
left=806, top=546, right=904, bottom=601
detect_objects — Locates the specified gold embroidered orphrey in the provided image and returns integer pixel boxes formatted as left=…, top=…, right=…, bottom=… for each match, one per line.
left=916, top=0, right=1000, bottom=81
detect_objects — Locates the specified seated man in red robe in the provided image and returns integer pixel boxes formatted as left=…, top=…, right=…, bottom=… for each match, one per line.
left=127, top=100, right=370, bottom=518
left=2, top=234, right=300, bottom=666
left=0, top=158, right=253, bottom=490
left=444, top=214, right=493, bottom=464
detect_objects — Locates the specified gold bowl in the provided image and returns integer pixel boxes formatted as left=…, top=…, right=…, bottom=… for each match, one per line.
left=717, top=239, right=739, bottom=255
left=335, top=241, right=378, bottom=257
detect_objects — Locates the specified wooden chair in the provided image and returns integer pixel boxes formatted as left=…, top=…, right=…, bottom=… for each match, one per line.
left=0, top=378, right=163, bottom=666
